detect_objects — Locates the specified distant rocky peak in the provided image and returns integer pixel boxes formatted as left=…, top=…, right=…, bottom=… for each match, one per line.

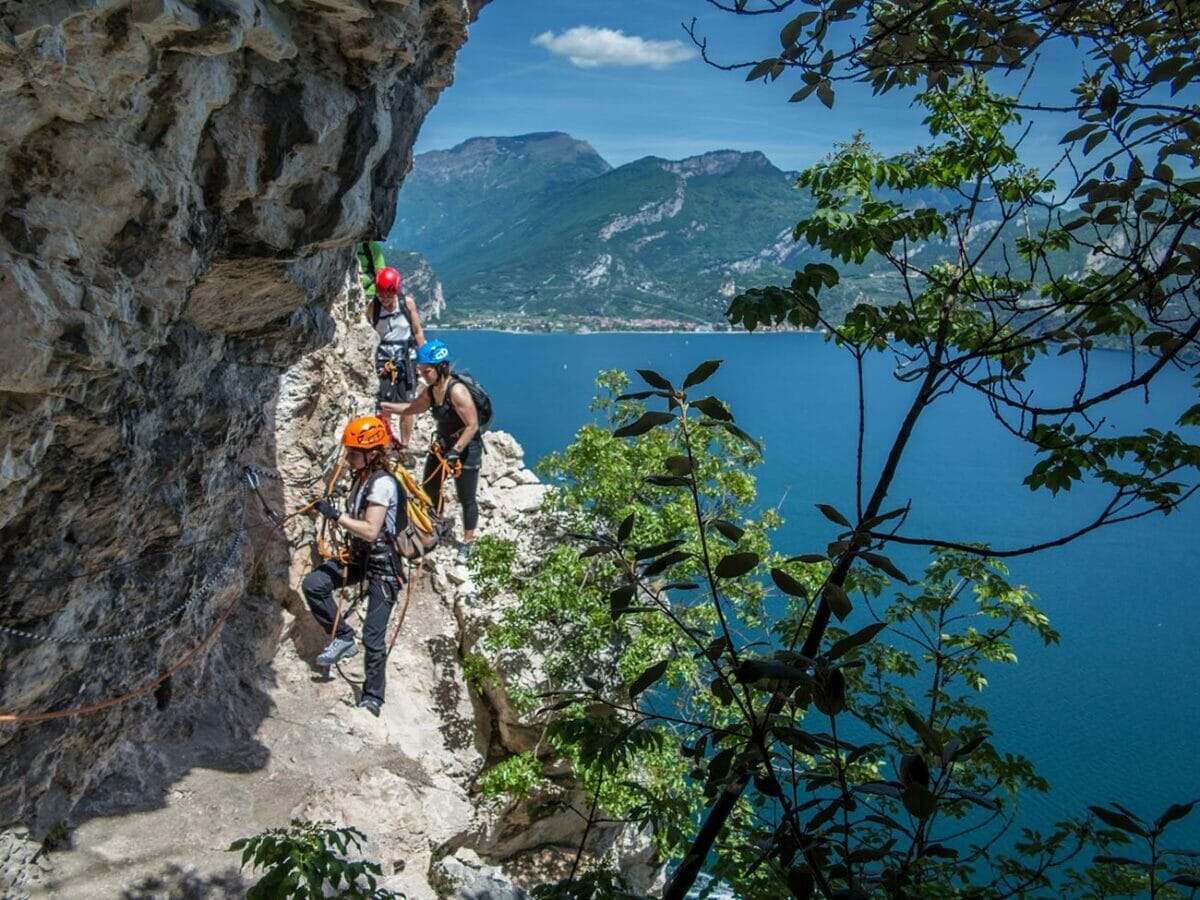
left=415, top=131, right=611, bottom=182
left=665, top=150, right=772, bottom=178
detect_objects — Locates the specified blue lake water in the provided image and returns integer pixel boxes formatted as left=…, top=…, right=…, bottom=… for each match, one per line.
left=443, top=329, right=1200, bottom=845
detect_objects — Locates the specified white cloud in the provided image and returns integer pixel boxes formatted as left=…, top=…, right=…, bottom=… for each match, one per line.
left=532, top=26, right=696, bottom=70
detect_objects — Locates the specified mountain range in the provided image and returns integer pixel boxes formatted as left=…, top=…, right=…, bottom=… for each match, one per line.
left=386, top=132, right=1092, bottom=329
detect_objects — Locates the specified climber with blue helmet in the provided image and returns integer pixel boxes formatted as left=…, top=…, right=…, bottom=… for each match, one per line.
left=380, top=338, right=482, bottom=565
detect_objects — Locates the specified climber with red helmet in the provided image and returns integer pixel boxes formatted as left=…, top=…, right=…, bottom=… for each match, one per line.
left=365, top=265, right=425, bottom=452
left=302, top=415, right=408, bottom=716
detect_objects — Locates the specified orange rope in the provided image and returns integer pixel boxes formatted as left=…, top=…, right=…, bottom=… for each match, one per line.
left=424, top=442, right=456, bottom=517
left=387, top=556, right=422, bottom=653
left=0, top=500, right=317, bottom=724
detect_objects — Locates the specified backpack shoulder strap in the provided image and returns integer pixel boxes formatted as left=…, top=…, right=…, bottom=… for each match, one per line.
left=361, top=468, right=402, bottom=528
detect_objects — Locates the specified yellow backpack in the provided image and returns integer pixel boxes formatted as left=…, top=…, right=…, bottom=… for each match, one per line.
left=389, top=463, right=455, bottom=560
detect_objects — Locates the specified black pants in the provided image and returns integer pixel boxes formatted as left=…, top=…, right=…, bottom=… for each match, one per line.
left=302, top=553, right=401, bottom=704
left=423, top=443, right=481, bottom=533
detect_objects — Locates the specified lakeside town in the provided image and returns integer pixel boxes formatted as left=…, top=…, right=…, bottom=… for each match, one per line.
left=436, top=311, right=741, bottom=333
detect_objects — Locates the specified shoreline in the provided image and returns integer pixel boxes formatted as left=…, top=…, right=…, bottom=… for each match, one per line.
left=429, top=324, right=825, bottom=337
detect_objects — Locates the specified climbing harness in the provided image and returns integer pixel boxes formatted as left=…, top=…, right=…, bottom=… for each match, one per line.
left=428, top=439, right=461, bottom=483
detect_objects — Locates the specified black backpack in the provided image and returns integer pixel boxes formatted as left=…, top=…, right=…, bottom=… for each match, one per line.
left=452, top=372, right=494, bottom=433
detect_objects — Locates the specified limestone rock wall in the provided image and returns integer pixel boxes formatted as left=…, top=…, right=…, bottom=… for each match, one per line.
left=0, top=0, right=481, bottom=831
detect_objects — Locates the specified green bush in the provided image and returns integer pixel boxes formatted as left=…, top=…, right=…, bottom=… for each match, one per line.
left=229, top=819, right=401, bottom=899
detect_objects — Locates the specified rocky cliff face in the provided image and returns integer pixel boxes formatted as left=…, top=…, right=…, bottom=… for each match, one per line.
left=0, top=0, right=480, bottom=836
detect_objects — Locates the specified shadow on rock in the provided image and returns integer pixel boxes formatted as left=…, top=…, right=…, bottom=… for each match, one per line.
left=427, top=634, right=476, bottom=751
left=120, top=863, right=247, bottom=899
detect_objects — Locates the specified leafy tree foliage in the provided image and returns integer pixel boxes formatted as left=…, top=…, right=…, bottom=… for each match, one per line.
left=229, top=820, right=398, bottom=899
left=472, top=366, right=1200, bottom=898
left=665, top=1, right=1200, bottom=896
left=475, top=1, right=1200, bottom=896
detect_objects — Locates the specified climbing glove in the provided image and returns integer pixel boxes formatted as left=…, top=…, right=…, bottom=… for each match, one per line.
left=315, top=500, right=341, bottom=520
left=445, top=450, right=463, bottom=479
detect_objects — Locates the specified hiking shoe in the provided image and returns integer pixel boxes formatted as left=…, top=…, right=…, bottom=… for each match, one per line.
left=358, top=695, right=382, bottom=717
left=455, top=541, right=473, bottom=566
left=316, top=635, right=357, bottom=667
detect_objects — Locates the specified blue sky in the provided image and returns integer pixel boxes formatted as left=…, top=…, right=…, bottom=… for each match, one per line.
left=413, top=0, right=1081, bottom=174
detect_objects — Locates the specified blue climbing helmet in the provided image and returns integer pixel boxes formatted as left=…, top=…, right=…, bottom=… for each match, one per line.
left=417, top=339, right=452, bottom=365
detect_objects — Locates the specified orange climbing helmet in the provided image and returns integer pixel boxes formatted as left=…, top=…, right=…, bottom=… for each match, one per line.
left=342, top=416, right=388, bottom=450
left=375, top=267, right=401, bottom=294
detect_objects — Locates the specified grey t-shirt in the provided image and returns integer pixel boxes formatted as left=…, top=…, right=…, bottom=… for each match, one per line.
left=374, top=301, right=413, bottom=345
left=350, top=472, right=399, bottom=535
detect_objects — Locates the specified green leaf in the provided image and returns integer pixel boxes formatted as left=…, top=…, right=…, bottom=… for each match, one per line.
left=664, top=455, right=695, bottom=475
left=608, top=584, right=636, bottom=618
left=946, top=787, right=999, bottom=811
left=902, top=706, right=944, bottom=756
left=1167, top=875, right=1200, bottom=888
left=787, top=866, right=815, bottom=900
left=828, top=622, right=887, bottom=660
left=752, top=771, right=782, bottom=798
left=702, top=636, right=729, bottom=661
left=1083, top=130, right=1108, bottom=155
left=1061, top=123, right=1099, bottom=144
left=771, top=567, right=809, bottom=598
left=773, top=726, right=821, bottom=755
left=1094, top=854, right=1146, bottom=867
left=860, top=506, right=907, bottom=530
left=616, top=390, right=665, bottom=401
left=683, top=359, right=721, bottom=388
left=635, top=539, right=686, bottom=561
left=780, top=14, right=812, bottom=49
left=629, top=659, right=670, bottom=699
left=816, top=503, right=852, bottom=527
left=1090, top=805, right=1149, bottom=836
left=613, top=411, right=676, bottom=438
left=642, top=550, right=691, bottom=577
left=636, top=368, right=672, bottom=390
left=617, top=513, right=635, bottom=543
left=812, top=667, right=845, bottom=715
left=902, top=782, right=936, bottom=819
left=857, top=782, right=902, bottom=799
left=822, top=582, right=852, bottom=620
left=788, top=553, right=828, bottom=564
left=644, top=474, right=694, bottom=487
left=745, top=58, right=778, bottom=82
left=920, top=843, right=958, bottom=860
left=816, top=79, right=834, bottom=109
left=709, top=519, right=744, bottom=543
left=692, top=396, right=733, bottom=421
left=716, top=551, right=759, bottom=578
left=719, top=421, right=762, bottom=453
left=860, top=551, right=910, bottom=584
left=736, top=660, right=810, bottom=684
left=1155, top=800, right=1197, bottom=831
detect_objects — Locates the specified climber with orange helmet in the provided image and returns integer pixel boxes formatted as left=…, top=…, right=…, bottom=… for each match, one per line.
left=303, top=415, right=408, bottom=716
left=365, top=266, right=425, bottom=451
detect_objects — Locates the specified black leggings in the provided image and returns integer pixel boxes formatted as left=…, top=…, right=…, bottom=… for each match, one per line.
left=423, top=454, right=480, bottom=533
left=301, top=553, right=401, bottom=703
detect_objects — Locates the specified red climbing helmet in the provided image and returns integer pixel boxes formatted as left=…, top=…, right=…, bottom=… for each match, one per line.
left=342, top=416, right=389, bottom=450
left=375, top=267, right=401, bottom=295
